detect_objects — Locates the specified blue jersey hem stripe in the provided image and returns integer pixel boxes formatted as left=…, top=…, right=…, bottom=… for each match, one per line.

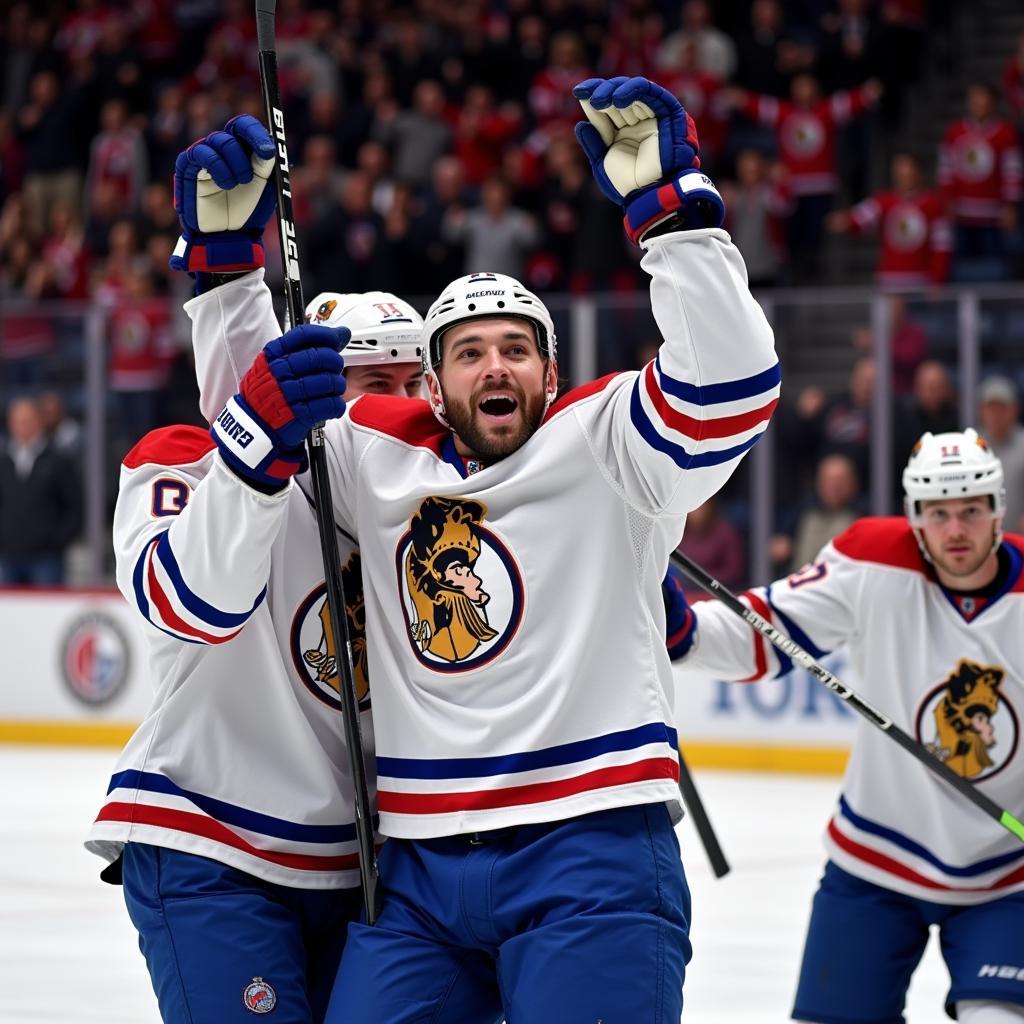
left=376, top=722, right=680, bottom=780
left=155, top=530, right=265, bottom=629
left=108, top=769, right=358, bottom=843
left=839, top=795, right=1024, bottom=876
left=654, top=357, right=781, bottom=406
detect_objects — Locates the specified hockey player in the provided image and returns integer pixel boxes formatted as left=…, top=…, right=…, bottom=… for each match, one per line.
left=202, top=78, right=778, bottom=1021
left=85, top=116, right=432, bottom=1024
left=671, top=429, right=1024, bottom=1024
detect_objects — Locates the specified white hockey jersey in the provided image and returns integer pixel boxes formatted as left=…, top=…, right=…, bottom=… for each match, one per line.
left=682, top=516, right=1024, bottom=905
left=315, top=228, right=778, bottom=839
left=86, top=270, right=371, bottom=890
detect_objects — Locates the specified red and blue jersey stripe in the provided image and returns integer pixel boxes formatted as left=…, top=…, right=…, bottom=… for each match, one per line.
left=131, top=529, right=264, bottom=645
left=631, top=357, right=781, bottom=469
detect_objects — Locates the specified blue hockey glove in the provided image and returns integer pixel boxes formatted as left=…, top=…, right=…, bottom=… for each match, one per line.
left=170, top=114, right=277, bottom=276
left=573, top=76, right=725, bottom=244
left=211, top=324, right=349, bottom=491
left=663, top=566, right=697, bottom=661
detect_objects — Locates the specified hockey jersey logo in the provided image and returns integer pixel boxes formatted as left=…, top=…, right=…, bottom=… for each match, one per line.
left=290, top=552, right=370, bottom=710
left=918, top=660, right=1019, bottom=780
left=397, top=496, right=524, bottom=672
left=309, top=298, right=337, bottom=323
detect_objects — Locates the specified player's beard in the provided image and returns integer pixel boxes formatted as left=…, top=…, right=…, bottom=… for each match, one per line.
left=442, top=379, right=547, bottom=461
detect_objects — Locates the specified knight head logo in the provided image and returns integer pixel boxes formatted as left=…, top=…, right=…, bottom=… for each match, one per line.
left=290, top=552, right=369, bottom=709
left=397, top=496, right=523, bottom=672
left=917, top=659, right=1019, bottom=781
left=309, top=298, right=338, bottom=323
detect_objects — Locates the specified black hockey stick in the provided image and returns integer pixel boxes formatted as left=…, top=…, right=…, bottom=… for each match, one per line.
left=255, top=0, right=379, bottom=923
left=670, top=550, right=1024, bottom=843
left=677, top=746, right=730, bottom=877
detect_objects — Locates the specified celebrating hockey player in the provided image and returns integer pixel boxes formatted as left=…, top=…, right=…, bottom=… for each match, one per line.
left=198, top=78, right=778, bottom=1021
left=85, top=115, right=434, bottom=1024
left=671, top=429, right=1024, bottom=1024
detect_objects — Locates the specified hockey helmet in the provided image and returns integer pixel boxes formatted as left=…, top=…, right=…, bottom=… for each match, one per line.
left=902, top=428, right=1005, bottom=551
left=421, top=272, right=558, bottom=425
left=304, top=291, right=423, bottom=366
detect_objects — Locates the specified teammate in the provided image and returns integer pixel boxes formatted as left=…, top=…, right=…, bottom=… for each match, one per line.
left=202, top=77, right=778, bottom=1021
left=671, top=429, right=1024, bottom=1024
left=85, top=117, right=429, bottom=1024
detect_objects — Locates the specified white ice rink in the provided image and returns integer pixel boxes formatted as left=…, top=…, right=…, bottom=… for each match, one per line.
left=0, top=746, right=952, bottom=1023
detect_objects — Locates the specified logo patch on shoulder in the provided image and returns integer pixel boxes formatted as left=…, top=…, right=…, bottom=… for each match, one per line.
left=243, top=977, right=276, bottom=1014
left=396, top=496, right=523, bottom=672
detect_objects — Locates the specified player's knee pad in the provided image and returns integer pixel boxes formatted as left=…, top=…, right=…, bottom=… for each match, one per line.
left=957, top=1000, right=1024, bottom=1023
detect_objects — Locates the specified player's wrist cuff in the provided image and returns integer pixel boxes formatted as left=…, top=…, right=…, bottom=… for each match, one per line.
left=211, top=395, right=305, bottom=488
left=624, top=171, right=725, bottom=245
left=170, top=233, right=266, bottom=274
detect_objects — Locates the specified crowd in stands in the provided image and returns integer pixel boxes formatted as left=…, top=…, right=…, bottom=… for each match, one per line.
left=1, top=0, right=1024, bottom=585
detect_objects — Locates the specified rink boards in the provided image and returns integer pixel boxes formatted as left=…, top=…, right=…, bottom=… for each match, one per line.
left=0, top=588, right=856, bottom=773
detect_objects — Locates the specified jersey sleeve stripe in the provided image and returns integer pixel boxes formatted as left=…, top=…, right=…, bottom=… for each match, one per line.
left=131, top=538, right=203, bottom=645
left=147, top=554, right=244, bottom=646
left=154, top=531, right=266, bottom=629
left=654, top=357, right=782, bottom=406
left=376, top=721, right=678, bottom=779
left=642, top=362, right=779, bottom=440
left=630, top=384, right=765, bottom=469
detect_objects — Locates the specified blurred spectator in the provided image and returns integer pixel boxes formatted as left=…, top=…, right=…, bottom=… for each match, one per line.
left=536, top=134, right=587, bottom=290
left=977, top=375, right=1024, bottom=534
left=107, top=269, right=177, bottom=454
left=528, top=31, right=592, bottom=140
left=894, top=360, right=959, bottom=470
left=827, top=152, right=951, bottom=288
left=37, top=390, right=81, bottom=457
left=657, top=0, right=737, bottom=81
left=730, top=74, right=883, bottom=280
left=599, top=6, right=663, bottom=80
left=2, top=4, right=56, bottom=112
left=659, top=40, right=729, bottom=171
left=84, top=97, right=148, bottom=216
left=407, top=155, right=468, bottom=294
left=788, top=453, right=862, bottom=571
left=452, top=84, right=522, bottom=188
left=380, top=15, right=442, bottom=108
left=146, top=83, right=189, bottom=184
left=938, top=82, right=1022, bottom=282
left=373, top=79, right=452, bottom=189
left=291, top=135, right=347, bottom=227
left=304, top=170, right=393, bottom=296
left=851, top=295, right=927, bottom=397
left=734, top=0, right=812, bottom=98
left=777, top=355, right=876, bottom=492
left=444, top=175, right=540, bottom=280
left=0, top=395, right=82, bottom=585
left=15, top=69, right=86, bottom=233
left=39, top=200, right=90, bottom=302
left=1003, top=33, right=1024, bottom=129
left=355, top=140, right=396, bottom=219
left=720, top=149, right=792, bottom=288
left=676, top=497, right=746, bottom=593
left=817, top=0, right=881, bottom=93
left=0, top=109, right=25, bottom=207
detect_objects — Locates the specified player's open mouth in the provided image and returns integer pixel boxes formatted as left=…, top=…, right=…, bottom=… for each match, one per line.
left=478, top=394, right=519, bottom=422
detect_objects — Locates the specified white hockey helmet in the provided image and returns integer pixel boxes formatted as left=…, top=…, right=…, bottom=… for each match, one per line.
left=304, top=291, right=423, bottom=366
left=421, top=272, right=558, bottom=425
left=902, top=429, right=1005, bottom=548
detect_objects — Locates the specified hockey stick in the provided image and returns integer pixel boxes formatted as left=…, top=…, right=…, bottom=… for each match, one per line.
left=255, top=0, right=379, bottom=923
left=670, top=550, right=1024, bottom=843
left=677, top=746, right=730, bottom=877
